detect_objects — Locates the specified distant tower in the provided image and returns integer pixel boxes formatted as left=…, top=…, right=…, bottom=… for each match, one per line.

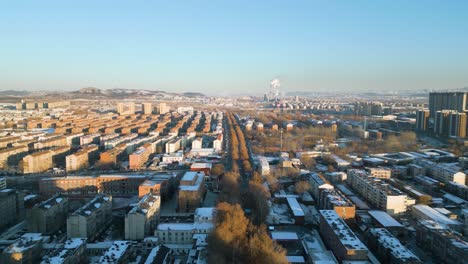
left=143, top=103, right=153, bottom=115
left=128, top=102, right=136, bottom=114
left=117, top=103, right=125, bottom=115
left=158, top=103, right=169, bottom=114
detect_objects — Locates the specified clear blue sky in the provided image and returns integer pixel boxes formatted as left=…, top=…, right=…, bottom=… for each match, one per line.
left=1, top=1, right=467, bottom=95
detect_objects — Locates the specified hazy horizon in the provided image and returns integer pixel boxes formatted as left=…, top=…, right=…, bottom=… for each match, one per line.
left=1, top=1, right=467, bottom=94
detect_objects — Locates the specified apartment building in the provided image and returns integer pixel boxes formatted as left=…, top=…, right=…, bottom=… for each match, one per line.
left=165, top=137, right=182, bottom=153
left=367, top=228, right=421, bottom=264
left=367, top=167, right=392, bottom=179
left=39, top=175, right=147, bottom=196
left=129, top=143, right=152, bottom=170
left=155, top=207, right=214, bottom=244
left=191, top=137, right=202, bottom=149
left=41, top=238, right=86, bottom=264
left=414, top=158, right=466, bottom=185
left=178, top=172, right=205, bottom=213
left=21, top=146, right=70, bottom=174
left=1, top=233, right=43, bottom=264
left=143, top=102, right=153, bottom=115
left=348, top=169, right=415, bottom=215
left=33, top=136, right=68, bottom=150
left=27, top=195, right=68, bottom=235
left=125, top=194, right=161, bottom=240
left=66, top=145, right=99, bottom=172
left=98, top=241, right=132, bottom=264
left=67, top=194, right=112, bottom=241
left=213, top=133, right=223, bottom=151
left=318, top=210, right=368, bottom=262
left=318, top=188, right=356, bottom=221
left=80, top=133, right=101, bottom=145
left=416, top=220, right=468, bottom=264
left=0, top=189, right=24, bottom=231
left=0, top=145, right=29, bottom=169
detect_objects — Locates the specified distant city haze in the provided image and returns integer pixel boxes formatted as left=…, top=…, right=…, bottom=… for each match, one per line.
left=1, top=1, right=467, bottom=94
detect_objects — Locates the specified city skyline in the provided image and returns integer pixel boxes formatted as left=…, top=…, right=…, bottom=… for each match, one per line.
left=1, top=1, right=468, bottom=94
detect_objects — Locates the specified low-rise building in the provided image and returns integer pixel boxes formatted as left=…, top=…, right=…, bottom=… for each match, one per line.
left=416, top=220, right=468, bottom=264
left=155, top=207, right=214, bottom=244
left=348, top=169, right=415, bottom=215
left=414, top=158, right=466, bottom=185
left=411, top=204, right=463, bottom=232
left=66, top=145, right=99, bottom=172
left=67, top=194, right=112, bottom=241
left=98, top=241, right=132, bottom=264
left=367, top=167, right=392, bottom=179
left=2, top=234, right=44, bottom=264
left=27, top=195, right=68, bottom=235
left=367, top=228, right=421, bottom=264
left=0, top=189, right=24, bottom=230
left=178, top=172, right=205, bottom=213
left=129, top=143, right=152, bottom=170
left=318, top=210, right=368, bottom=262
left=125, top=194, right=161, bottom=240
left=41, top=238, right=86, bottom=264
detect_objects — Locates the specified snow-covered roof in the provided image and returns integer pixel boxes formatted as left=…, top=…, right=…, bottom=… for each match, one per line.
left=368, top=210, right=403, bottom=227
left=413, top=205, right=462, bottom=226
left=369, top=228, right=420, bottom=261
left=319, top=210, right=367, bottom=251
left=287, top=197, right=305, bottom=217
left=271, top=231, right=299, bottom=241
left=99, top=241, right=131, bottom=264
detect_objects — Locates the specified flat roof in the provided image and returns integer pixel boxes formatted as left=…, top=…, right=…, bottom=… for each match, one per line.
left=287, top=197, right=305, bottom=217
left=368, top=210, right=403, bottom=227
left=319, top=210, right=368, bottom=251
left=271, top=231, right=299, bottom=241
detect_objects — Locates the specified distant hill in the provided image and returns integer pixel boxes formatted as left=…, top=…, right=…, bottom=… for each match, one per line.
left=183, top=92, right=205, bottom=97
left=0, top=90, right=31, bottom=96
left=76, top=87, right=102, bottom=94
left=0, top=87, right=206, bottom=99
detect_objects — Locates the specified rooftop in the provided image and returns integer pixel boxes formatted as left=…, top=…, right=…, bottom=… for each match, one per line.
left=72, top=194, right=111, bottom=217
left=128, top=193, right=160, bottom=215
left=319, top=210, right=368, bottom=251
left=368, top=210, right=403, bottom=227
left=369, top=228, right=419, bottom=261
left=99, top=241, right=131, bottom=264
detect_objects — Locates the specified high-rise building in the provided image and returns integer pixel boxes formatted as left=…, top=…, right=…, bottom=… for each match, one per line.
left=116, top=102, right=136, bottom=115
left=448, top=111, right=467, bottom=138
left=117, top=102, right=125, bottom=114
left=433, top=110, right=467, bottom=138
left=433, top=110, right=451, bottom=136
left=157, top=103, right=169, bottom=114
left=429, top=92, right=468, bottom=117
left=143, top=102, right=153, bottom=115
left=128, top=102, right=135, bottom=114
left=416, top=109, right=430, bottom=131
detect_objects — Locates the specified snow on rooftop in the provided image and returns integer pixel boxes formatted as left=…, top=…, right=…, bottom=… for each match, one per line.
left=287, top=197, right=305, bottom=217
left=181, top=171, right=198, bottom=182
left=144, top=246, right=161, bottom=264
left=157, top=223, right=214, bottom=231
left=413, top=205, right=462, bottom=226
left=368, top=210, right=403, bottom=227
left=271, top=231, right=299, bottom=241
left=195, top=207, right=215, bottom=218
left=319, top=210, right=368, bottom=251
left=99, top=241, right=131, bottom=264
left=286, top=256, right=306, bottom=263
left=369, top=228, right=420, bottom=261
